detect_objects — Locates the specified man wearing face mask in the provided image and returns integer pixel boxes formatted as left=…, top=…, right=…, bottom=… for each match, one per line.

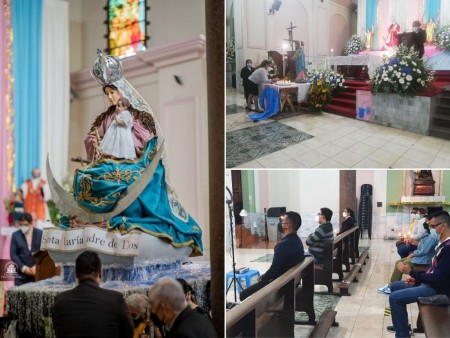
left=21, top=167, right=51, bottom=223
left=148, top=278, right=217, bottom=338
left=52, top=251, right=134, bottom=338
left=306, top=208, right=334, bottom=266
left=411, top=20, right=426, bottom=58
left=239, top=211, right=304, bottom=301
left=387, top=211, right=450, bottom=337
left=9, top=212, right=43, bottom=285
left=378, top=218, right=439, bottom=295
left=240, top=59, right=255, bottom=110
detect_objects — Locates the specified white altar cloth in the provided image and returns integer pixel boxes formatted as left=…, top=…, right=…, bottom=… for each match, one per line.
left=325, top=54, right=383, bottom=79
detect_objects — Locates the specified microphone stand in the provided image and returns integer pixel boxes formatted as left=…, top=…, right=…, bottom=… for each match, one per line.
left=226, top=187, right=243, bottom=303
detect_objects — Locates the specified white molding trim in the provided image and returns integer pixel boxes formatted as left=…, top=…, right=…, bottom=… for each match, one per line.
left=71, top=35, right=206, bottom=91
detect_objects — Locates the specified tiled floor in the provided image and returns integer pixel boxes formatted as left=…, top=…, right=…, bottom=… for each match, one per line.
left=226, top=88, right=450, bottom=169
left=226, top=238, right=426, bottom=338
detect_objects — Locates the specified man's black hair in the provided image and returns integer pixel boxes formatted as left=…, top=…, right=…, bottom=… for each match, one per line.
left=75, top=251, right=102, bottom=277
left=286, top=211, right=302, bottom=231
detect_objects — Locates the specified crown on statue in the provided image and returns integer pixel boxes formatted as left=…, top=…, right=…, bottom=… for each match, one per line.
left=91, top=49, right=123, bottom=86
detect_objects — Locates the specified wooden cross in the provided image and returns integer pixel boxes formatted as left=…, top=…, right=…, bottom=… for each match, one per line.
left=284, top=21, right=297, bottom=51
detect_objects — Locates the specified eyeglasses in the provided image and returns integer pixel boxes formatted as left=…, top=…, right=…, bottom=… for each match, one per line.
left=429, top=222, right=445, bottom=229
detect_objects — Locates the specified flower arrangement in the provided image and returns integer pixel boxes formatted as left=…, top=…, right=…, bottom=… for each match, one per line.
left=434, top=25, right=450, bottom=51
left=226, top=37, right=235, bottom=60
left=306, top=80, right=333, bottom=112
left=47, top=200, right=61, bottom=224
left=3, top=193, right=16, bottom=214
left=344, top=35, right=364, bottom=55
left=306, top=67, right=345, bottom=91
left=267, top=56, right=278, bottom=79
left=371, top=45, right=434, bottom=97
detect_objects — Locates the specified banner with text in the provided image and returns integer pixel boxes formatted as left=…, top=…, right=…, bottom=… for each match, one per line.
left=41, top=227, right=142, bottom=256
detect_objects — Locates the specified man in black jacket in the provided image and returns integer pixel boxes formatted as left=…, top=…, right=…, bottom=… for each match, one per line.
left=52, top=251, right=134, bottom=338
left=239, top=211, right=305, bottom=301
left=10, top=213, right=42, bottom=285
left=412, top=20, right=426, bottom=58
left=148, top=278, right=217, bottom=338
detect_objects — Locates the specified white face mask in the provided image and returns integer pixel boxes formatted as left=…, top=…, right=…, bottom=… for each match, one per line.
left=315, top=215, right=320, bottom=223
left=413, top=27, right=419, bottom=33
left=267, top=67, right=273, bottom=72
left=247, top=63, right=252, bottom=68
left=343, top=212, right=348, bottom=218
left=20, top=225, right=30, bottom=234
left=430, top=229, right=437, bottom=235
left=415, top=214, right=421, bottom=220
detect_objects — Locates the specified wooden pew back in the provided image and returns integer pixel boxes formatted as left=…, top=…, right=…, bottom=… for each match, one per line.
left=226, top=257, right=314, bottom=337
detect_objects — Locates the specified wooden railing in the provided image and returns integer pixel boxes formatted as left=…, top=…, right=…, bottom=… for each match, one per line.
left=226, top=257, right=314, bottom=338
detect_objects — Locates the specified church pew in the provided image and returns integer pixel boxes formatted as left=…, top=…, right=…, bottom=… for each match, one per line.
left=418, top=304, right=450, bottom=338
left=314, top=226, right=359, bottom=294
left=226, top=257, right=314, bottom=337
left=308, top=309, right=337, bottom=338
left=337, top=249, right=369, bottom=295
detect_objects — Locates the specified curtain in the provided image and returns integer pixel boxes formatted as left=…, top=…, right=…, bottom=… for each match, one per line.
left=389, top=0, right=420, bottom=32
left=439, top=0, right=450, bottom=26
left=12, top=0, right=43, bottom=187
left=366, top=0, right=378, bottom=31
left=357, top=0, right=367, bottom=37
left=424, top=0, right=441, bottom=22
left=1, top=0, right=14, bottom=259
left=41, top=0, right=69, bottom=183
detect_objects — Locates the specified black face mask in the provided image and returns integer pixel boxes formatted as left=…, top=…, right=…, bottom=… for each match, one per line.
left=150, top=312, right=165, bottom=330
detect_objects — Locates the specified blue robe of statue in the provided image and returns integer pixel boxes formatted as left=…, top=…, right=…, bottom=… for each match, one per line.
left=295, top=48, right=307, bottom=79
left=60, top=137, right=203, bottom=255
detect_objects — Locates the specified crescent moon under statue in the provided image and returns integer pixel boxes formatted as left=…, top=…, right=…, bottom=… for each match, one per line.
left=46, top=141, right=164, bottom=223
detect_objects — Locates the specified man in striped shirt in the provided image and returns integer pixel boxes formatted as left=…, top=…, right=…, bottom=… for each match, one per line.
left=306, top=207, right=334, bottom=265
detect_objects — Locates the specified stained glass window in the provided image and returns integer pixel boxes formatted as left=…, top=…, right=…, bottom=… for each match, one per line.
left=106, top=0, right=149, bottom=57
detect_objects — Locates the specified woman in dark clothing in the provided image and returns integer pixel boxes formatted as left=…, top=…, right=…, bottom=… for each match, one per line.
left=176, top=278, right=211, bottom=319
left=339, top=208, right=355, bottom=235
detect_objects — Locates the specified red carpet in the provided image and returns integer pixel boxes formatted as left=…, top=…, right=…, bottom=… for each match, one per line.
left=325, top=71, right=450, bottom=118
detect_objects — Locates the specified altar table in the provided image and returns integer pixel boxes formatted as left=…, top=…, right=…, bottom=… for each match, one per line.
left=267, top=83, right=310, bottom=112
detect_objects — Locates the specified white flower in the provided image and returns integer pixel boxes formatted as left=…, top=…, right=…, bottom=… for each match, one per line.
left=421, top=81, right=425, bottom=86
left=388, top=66, right=393, bottom=71
left=412, top=61, right=417, bottom=66
left=339, top=83, right=343, bottom=86
left=406, top=75, right=412, bottom=81
left=417, top=78, right=421, bottom=82
left=417, top=69, right=421, bottom=74
left=399, top=78, right=405, bottom=84
left=383, top=77, right=388, bottom=81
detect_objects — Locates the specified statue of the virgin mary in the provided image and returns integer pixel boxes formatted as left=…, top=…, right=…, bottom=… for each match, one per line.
left=47, top=51, right=203, bottom=262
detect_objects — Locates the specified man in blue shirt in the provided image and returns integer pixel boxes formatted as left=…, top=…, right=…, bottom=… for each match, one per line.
left=240, top=211, right=305, bottom=301
left=387, top=210, right=450, bottom=338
